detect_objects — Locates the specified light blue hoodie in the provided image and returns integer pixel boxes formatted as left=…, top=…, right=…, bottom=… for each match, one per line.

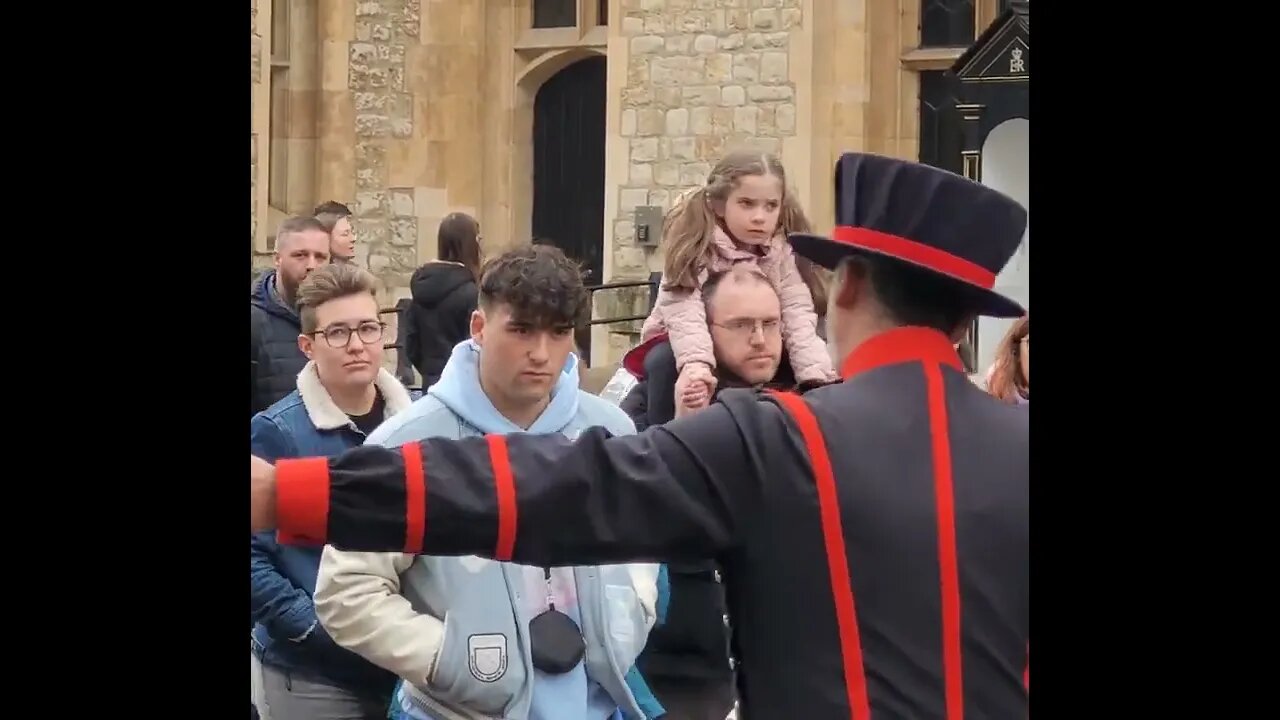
left=361, top=340, right=665, bottom=720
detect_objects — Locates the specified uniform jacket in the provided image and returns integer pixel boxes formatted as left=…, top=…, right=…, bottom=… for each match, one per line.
left=276, top=326, right=1030, bottom=719
left=638, top=226, right=835, bottom=385
left=313, top=340, right=662, bottom=720
left=618, top=335, right=801, bottom=683
left=250, top=362, right=413, bottom=698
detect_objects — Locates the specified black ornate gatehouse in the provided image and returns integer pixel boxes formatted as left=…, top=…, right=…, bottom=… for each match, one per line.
left=918, top=0, right=1029, bottom=372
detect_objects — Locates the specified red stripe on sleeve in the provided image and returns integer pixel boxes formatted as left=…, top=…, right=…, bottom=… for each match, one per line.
left=274, top=456, right=330, bottom=545
left=1024, top=644, right=1029, bottom=691
left=768, top=390, right=871, bottom=720
left=486, top=435, right=518, bottom=561
left=401, top=443, right=426, bottom=554
left=924, top=363, right=965, bottom=720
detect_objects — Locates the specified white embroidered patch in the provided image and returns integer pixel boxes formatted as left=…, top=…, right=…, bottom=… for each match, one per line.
left=468, top=633, right=509, bottom=683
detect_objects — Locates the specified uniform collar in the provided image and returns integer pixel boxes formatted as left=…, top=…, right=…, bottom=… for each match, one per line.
left=839, top=326, right=963, bottom=380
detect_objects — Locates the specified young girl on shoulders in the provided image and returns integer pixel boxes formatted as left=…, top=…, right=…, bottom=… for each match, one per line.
left=641, top=151, right=837, bottom=407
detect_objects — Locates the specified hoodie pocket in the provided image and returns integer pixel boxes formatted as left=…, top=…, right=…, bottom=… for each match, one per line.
left=426, top=612, right=522, bottom=717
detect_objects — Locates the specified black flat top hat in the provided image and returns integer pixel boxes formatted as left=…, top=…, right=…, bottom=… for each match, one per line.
left=789, top=152, right=1027, bottom=318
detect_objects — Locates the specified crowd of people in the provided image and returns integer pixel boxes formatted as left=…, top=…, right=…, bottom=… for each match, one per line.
left=249, top=150, right=1029, bottom=720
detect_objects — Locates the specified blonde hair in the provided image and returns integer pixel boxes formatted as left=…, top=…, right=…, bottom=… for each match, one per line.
left=660, top=150, right=826, bottom=308
left=296, top=263, right=378, bottom=334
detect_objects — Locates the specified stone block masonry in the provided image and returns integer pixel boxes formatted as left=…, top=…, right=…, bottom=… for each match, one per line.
left=251, top=0, right=261, bottom=253
left=350, top=0, right=421, bottom=295
left=613, top=0, right=803, bottom=286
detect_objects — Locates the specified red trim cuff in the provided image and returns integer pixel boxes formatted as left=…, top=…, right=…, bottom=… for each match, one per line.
left=275, top=457, right=331, bottom=545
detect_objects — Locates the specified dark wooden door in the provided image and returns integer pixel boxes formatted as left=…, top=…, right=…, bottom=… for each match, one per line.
left=532, top=55, right=607, bottom=364
left=532, top=57, right=607, bottom=289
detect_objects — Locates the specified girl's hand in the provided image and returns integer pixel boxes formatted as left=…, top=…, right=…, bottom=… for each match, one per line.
left=681, top=379, right=711, bottom=407
left=674, top=363, right=717, bottom=418
left=675, top=387, right=709, bottom=418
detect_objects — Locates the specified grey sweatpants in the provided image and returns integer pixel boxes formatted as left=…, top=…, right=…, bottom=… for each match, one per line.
left=251, top=653, right=388, bottom=720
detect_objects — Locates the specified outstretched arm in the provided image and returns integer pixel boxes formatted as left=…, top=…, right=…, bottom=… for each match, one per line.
left=267, top=391, right=773, bottom=567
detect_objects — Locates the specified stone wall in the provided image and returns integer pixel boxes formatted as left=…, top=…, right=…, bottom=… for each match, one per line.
left=347, top=0, right=418, bottom=288
left=251, top=0, right=261, bottom=254
left=320, top=0, right=484, bottom=310
left=604, top=0, right=804, bottom=348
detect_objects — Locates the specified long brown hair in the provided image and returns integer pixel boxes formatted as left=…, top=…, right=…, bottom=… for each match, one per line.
left=438, top=212, right=482, bottom=281
left=661, top=151, right=826, bottom=309
left=987, top=315, right=1029, bottom=403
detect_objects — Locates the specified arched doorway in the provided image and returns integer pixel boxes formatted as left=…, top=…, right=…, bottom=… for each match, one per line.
left=531, top=55, right=607, bottom=361
left=976, top=118, right=1029, bottom=372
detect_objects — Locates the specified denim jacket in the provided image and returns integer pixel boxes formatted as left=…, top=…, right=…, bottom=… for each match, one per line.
left=250, top=362, right=415, bottom=697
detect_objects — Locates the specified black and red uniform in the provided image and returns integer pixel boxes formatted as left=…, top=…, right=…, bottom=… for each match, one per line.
left=271, top=153, right=1030, bottom=719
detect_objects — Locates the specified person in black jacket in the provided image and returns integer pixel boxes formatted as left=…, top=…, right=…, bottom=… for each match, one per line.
left=404, top=213, right=482, bottom=389
left=251, top=216, right=332, bottom=416
left=619, top=267, right=810, bottom=720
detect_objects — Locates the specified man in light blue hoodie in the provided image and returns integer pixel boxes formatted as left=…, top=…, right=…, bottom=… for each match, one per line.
left=314, top=244, right=665, bottom=720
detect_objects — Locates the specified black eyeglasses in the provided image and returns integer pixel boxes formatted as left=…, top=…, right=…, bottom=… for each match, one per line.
left=312, top=321, right=386, bottom=348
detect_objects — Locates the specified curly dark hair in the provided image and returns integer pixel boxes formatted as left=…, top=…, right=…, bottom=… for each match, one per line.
left=478, top=243, right=590, bottom=328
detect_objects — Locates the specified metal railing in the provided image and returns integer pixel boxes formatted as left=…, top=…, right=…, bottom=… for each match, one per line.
left=584, top=273, right=663, bottom=327
left=378, top=271, right=661, bottom=388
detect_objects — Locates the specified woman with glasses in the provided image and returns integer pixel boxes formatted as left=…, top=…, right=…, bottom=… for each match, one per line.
left=250, top=264, right=417, bottom=720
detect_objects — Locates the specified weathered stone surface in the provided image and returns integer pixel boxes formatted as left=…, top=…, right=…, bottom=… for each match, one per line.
left=760, top=51, right=788, bottom=83
left=389, top=187, right=415, bottom=217
left=665, top=108, right=689, bottom=136
left=613, top=245, right=648, bottom=278
left=355, top=218, right=390, bottom=245
left=356, top=113, right=390, bottom=137
left=636, top=108, right=664, bottom=135
left=251, top=35, right=261, bottom=84
left=389, top=218, right=418, bottom=247
left=350, top=0, right=414, bottom=297
left=630, top=162, right=653, bottom=185
left=388, top=93, right=413, bottom=138
left=632, top=137, right=660, bottom=162
left=614, top=220, right=636, bottom=245
left=250, top=0, right=259, bottom=249
left=356, top=191, right=387, bottom=218
left=631, top=35, right=664, bottom=54
left=619, top=188, right=648, bottom=213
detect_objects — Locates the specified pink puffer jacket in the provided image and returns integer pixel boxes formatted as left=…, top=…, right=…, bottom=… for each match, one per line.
left=640, top=226, right=837, bottom=384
